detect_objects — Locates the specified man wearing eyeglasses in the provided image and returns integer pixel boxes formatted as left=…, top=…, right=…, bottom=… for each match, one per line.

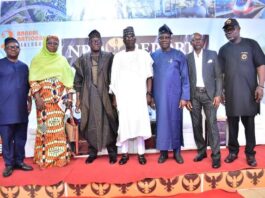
left=151, top=24, right=190, bottom=164
left=73, top=30, right=118, bottom=164
left=110, top=26, right=153, bottom=165
left=218, top=18, right=265, bottom=167
left=0, top=37, right=33, bottom=177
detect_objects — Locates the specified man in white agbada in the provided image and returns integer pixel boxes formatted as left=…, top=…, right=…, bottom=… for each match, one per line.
left=110, top=26, right=153, bottom=165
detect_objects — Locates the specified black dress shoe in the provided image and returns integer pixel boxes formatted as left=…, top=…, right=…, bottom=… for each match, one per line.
left=119, top=154, right=129, bottom=165
left=193, top=153, right=207, bottom=162
left=212, top=159, right=221, bottom=169
left=174, top=151, right=184, bottom=164
left=14, top=163, right=33, bottom=171
left=246, top=155, right=257, bottom=167
left=224, top=153, right=238, bottom=163
left=2, top=166, right=13, bottom=177
left=158, top=153, right=168, bottom=163
left=85, top=155, right=97, bottom=164
left=138, top=154, right=147, bottom=165
left=109, top=155, right=117, bottom=164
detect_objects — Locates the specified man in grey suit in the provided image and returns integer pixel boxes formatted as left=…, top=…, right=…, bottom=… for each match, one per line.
left=187, top=33, right=222, bottom=168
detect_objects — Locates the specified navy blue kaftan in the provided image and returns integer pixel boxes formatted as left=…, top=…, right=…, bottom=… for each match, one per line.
left=151, top=48, right=190, bottom=150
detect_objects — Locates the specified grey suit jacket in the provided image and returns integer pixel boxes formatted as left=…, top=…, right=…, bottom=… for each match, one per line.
left=187, top=49, right=222, bottom=100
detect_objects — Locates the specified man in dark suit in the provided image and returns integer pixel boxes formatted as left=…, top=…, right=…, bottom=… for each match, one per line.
left=187, top=33, right=222, bottom=168
left=0, top=37, right=33, bottom=177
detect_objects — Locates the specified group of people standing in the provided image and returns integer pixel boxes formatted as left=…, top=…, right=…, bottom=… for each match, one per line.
left=0, top=18, right=264, bottom=178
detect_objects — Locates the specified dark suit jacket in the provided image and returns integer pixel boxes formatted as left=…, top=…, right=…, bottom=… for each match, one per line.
left=187, top=49, right=222, bottom=100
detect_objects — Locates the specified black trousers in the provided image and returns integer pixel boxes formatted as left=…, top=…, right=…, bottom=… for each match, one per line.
left=227, top=116, right=256, bottom=156
left=88, top=141, right=117, bottom=157
left=190, top=89, right=220, bottom=160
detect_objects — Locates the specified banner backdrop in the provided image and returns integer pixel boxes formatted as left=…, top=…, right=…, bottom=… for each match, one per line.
left=1, top=0, right=265, bottom=156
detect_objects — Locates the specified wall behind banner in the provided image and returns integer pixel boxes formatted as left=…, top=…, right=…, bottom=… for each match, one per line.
left=1, top=0, right=265, bottom=156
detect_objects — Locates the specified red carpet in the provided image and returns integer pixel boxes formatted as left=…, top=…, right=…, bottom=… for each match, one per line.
left=0, top=145, right=265, bottom=186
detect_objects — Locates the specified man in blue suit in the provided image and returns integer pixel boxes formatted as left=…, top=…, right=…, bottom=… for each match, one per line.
left=0, top=37, right=33, bottom=177
left=186, top=32, right=222, bottom=168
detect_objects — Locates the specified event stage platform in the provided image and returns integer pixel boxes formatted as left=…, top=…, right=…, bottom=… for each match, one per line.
left=0, top=146, right=265, bottom=197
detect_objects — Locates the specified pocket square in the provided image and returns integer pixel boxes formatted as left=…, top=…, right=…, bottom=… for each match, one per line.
left=207, top=59, right=213, bottom=63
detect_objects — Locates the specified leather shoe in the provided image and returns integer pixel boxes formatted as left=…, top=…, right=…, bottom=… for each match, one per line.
left=138, top=154, right=147, bottom=165
left=193, top=153, right=207, bottom=162
left=246, top=155, right=257, bottom=167
left=158, top=153, right=168, bottom=163
left=224, top=153, right=238, bottom=163
left=119, top=154, right=129, bottom=165
left=212, top=159, right=221, bottom=169
left=14, top=163, right=33, bottom=171
left=85, top=155, right=97, bottom=164
left=174, top=151, right=184, bottom=164
left=109, top=155, right=117, bottom=164
left=2, top=166, right=13, bottom=177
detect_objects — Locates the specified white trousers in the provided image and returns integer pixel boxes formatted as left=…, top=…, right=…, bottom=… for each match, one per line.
left=120, top=137, right=145, bottom=155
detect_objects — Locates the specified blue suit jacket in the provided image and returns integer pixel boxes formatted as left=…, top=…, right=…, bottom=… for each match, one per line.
left=0, top=58, right=29, bottom=125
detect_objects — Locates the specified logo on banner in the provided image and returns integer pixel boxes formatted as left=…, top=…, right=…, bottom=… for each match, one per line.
left=1, top=29, right=44, bottom=49
left=1, top=30, right=14, bottom=49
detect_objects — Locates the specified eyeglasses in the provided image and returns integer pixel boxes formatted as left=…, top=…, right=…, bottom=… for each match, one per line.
left=159, top=36, right=171, bottom=40
left=47, top=41, right=59, bottom=46
left=6, top=45, right=20, bottom=50
left=124, top=35, right=135, bottom=40
left=90, top=39, right=101, bottom=44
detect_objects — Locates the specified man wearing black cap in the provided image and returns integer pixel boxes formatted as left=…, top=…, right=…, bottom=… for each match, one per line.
left=73, top=30, right=118, bottom=164
left=110, top=26, right=153, bottom=165
left=0, top=37, right=33, bottom=177
left=151, top=24, right=190, bottom=164
left=219, top=18, right=265, bottom=167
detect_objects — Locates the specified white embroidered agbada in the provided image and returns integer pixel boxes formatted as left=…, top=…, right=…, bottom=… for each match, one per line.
left=110, top=49, right=153, bottom=146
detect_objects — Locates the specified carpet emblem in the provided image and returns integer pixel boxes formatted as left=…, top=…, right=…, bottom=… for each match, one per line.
left=23, top=185, right=42, bottom=197
left=182, top=174, right=201, bottom=191
left=246, top=169, right=264, bottom=185
left=205, top=173, right=223, bottom=189
left=136, top=178, right=156, bottom=194
left=159, top=176, right=179, bottom=192
left=0, top=186, right=20, bottom=198
left=115, top=183, right=133, bottom=194
left=68, top=184, right=87, bottom=196
left=226, top=170, right=244, bottom=188
left=44, top=182, right=64, bottom=198
left=91, top=183, right=111, bottom=196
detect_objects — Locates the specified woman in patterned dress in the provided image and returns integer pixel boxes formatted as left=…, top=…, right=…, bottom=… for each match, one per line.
left=29, top=35, right=74, bottom=168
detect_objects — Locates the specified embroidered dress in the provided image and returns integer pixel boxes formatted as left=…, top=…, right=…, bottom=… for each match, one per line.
left=31, top=78, right=71, bottom=168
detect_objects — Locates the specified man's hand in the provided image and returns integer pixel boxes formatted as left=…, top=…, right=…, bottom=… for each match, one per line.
left=255, top=86, right=264, bottom=103
left=179, top=99, right=187, bottom=109
left=186, top=101, right=192, bottom=111
left=213, top=96, right=221, bottom=108
left=146, top=94, right=152, bottom=105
